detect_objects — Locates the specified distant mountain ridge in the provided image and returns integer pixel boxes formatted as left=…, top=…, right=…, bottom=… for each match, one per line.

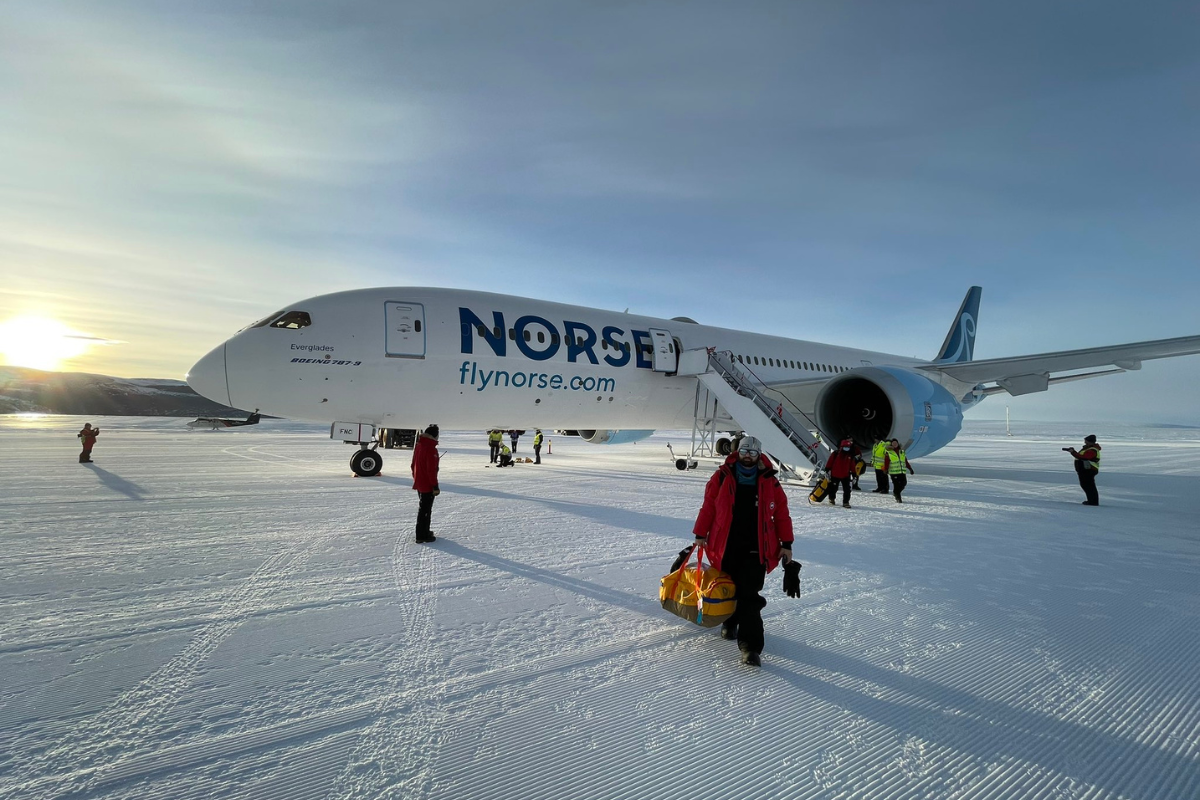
left=0, top=367, right=251, bottom=417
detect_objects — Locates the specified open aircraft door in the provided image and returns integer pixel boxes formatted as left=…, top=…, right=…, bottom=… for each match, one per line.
left=385, top=302, right=426, bottom=358
left=648, top=328, right=677, bottom=373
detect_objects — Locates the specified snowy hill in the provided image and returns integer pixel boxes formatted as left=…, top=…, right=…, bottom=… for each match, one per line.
left=0, top=366, right=250, bottom=416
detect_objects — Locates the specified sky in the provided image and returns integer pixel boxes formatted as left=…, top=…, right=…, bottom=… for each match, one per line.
left=1, top=1, right=1198, bottom=423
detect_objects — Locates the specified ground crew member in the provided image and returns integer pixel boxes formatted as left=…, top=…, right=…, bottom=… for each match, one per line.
left=533, top=429, right=543, bottom=464
left=692, top=436, right=795, bottom=667
left=488, top=429, right=502, bottom=463
left=509, top=429, right=521, bottom=452
left=824, top=439, right=857, bottom=508
left=411, top=425, right=440, bottom=543
left=1065, top=434, right=1102, bottom=505
left=884, top=439, right=915, bottom=503
left=77, top=423, right=99, bottom=463
left=871, top=438, right=889, bottom=494
left=498, top=443, right=513, bottom=467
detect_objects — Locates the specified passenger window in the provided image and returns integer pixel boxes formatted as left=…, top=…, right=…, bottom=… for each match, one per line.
left=269, top=311, right=312, bottom=329
left=601, top=340, right=608, bottom=350
left=538, top=331, right=545, bottom=344
left=552, top=333, right=560, bottom=345
left=493, top=326, right=502, bottom=339
left=524, top=330, right=531, bottom=342
left=509, top=328, right=515, bottom=341
left=477, top=324, right=487, bottom=337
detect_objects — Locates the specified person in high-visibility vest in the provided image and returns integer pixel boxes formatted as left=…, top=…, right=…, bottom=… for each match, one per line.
left=871, top=439, right=890, bottom=494
left=1064, top=434, right=1102, bottom=505
left=488, top=429, right=503, bottom=463
left=883, top=439, right=916, bottom=503
left=533, top=429, right=544, bottom=464
left=497, top=443, right=513, bottom=467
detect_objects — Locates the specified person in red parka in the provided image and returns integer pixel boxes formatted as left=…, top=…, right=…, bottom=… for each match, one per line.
left=692, top=436, right=795, bottom=667
left=410, top=424, right=441, bottom=543
left=824, top=438, right=857, bottom=508
left=77, top=423, right=100, bottom=463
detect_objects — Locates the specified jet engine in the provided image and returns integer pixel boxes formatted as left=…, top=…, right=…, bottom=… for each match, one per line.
left=815, top=367, right=963, bottom=458
left=577, top=429, right=656, bottom=445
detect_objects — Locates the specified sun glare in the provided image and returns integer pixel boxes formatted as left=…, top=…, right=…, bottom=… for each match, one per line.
left=0, top=316, right=95, bottom=371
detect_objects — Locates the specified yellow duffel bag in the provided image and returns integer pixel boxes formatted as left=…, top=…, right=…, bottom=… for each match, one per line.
left=659, top=545, right=736, bottom=628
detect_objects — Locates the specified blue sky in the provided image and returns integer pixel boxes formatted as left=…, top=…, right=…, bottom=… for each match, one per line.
left=1, top=1, right=1197, bottom=422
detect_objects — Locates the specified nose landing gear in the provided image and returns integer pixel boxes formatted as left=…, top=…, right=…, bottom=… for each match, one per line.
left=350, top=447, right=383, bottom=477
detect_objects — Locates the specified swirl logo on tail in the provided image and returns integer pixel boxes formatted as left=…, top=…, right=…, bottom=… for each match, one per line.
left=942, top=312, right=976, bottom=362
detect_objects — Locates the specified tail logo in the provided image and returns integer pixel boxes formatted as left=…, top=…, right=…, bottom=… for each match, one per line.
left=942, top=312, right=976, bottom=363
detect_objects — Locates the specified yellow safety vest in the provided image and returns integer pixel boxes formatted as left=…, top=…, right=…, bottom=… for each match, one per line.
left=489, top=431, right=502, bottom=444
left=1081, top=446, right=1101, bottom=472
left=872, top=441, right=887, bottom=468
left=887, top=449, right=908, bottom=475
left=534, top=432, right=543, bottom=446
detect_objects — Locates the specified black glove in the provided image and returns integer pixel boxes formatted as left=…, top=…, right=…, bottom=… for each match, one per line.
left=782, top=560, right=802, bottom=598
left=669, top=545, right=695, bottom=573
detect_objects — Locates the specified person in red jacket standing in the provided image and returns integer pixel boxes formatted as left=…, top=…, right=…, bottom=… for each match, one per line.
left=77, top=423, right=100, bottom=463
left=824, top=438, right=857, bottom=508
left=692, top=436, right=795, bottom=667
left=410, top=425, right=441, bottom=543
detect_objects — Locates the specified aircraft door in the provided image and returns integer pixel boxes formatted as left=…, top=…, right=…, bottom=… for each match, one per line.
left=385, top=302, right=426, bottom=358
left=648, top=328, right=677, bottom=373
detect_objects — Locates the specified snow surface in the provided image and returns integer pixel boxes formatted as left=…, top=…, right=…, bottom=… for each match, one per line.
left=2, top=415, right=1199, bottom=800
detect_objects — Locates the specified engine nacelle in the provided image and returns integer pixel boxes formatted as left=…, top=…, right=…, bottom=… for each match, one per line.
left=577, top=429, right=655, bottom=445
left=815, top=367, right=963, bottom=459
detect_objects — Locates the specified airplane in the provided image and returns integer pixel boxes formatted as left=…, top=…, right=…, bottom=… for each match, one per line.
left=186, top=412, right=262, bottom=431
left=185, top=287, right=1200, bottom=477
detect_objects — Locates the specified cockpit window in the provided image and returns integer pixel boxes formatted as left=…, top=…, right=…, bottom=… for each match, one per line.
left=246, top=309, right=286, bottom=330
left=269, top=311, right=312, bottom=330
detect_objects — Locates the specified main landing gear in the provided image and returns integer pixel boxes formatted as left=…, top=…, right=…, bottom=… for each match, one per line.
left=350, top=446, right=383, bottom=477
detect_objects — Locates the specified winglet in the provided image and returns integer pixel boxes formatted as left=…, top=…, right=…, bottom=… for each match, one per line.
left=935, top=286, right=982, bottom=363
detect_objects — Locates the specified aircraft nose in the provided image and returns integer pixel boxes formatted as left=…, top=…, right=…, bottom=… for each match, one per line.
left=187, top=343, right=231, bottom=407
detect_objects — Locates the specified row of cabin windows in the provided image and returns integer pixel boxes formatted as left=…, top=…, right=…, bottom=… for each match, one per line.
left=475, top=325, right=652, bottom=354
left=737, top=354, right=848, bottom=373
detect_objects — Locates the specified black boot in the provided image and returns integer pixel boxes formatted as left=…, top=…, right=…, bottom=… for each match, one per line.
left=720, top=622, right=738, bottom=640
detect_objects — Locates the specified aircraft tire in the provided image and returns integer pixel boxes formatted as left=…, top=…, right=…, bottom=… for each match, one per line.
left=716, top=437, right=732, bottom=456
left=351, top=450, right=383, bottom=477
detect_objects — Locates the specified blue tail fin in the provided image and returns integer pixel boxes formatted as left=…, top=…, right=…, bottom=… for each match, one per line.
left=935, top=286, right=982, bottom=363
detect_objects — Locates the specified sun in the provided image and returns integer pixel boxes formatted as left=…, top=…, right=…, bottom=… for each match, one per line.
left=0, top=316, right=96, bottom=371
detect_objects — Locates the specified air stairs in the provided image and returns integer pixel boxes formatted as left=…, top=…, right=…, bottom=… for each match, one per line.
left=677, top=348, right=833, bottom=483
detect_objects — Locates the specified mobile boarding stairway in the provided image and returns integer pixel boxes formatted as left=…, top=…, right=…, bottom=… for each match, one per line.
left=676, top=348, right=833, bottom=483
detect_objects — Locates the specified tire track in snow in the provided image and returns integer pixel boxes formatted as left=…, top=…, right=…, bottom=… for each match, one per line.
left=2, top=511, right=357, bottom=800
left=325, top=533, right=444, bottom=800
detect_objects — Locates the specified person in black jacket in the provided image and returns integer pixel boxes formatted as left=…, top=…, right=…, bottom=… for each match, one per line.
left=1065, top=434, right=1102, bottom=505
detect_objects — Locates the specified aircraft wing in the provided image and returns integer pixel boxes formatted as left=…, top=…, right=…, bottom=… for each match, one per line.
left=917, top=334, right=1200, bottom=395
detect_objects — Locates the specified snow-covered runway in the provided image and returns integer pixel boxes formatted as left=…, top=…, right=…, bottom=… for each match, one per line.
left=2, top=416, right=1198, bottom=799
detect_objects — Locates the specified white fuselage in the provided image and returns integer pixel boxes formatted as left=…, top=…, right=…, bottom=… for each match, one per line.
left=187, top=287, right=930, bottom=431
